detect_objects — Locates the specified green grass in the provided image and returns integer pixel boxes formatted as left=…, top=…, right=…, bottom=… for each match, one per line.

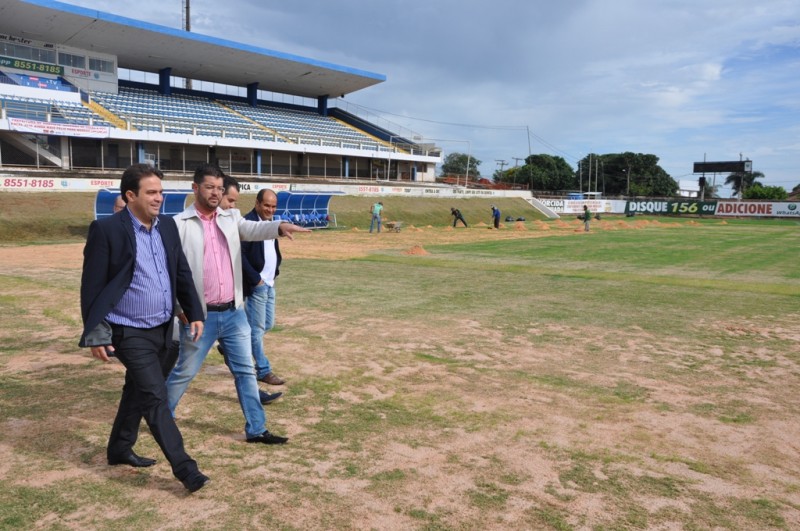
left=0, top=191, right=542, bottom=244
left=1, top=196, right=798, bottom=529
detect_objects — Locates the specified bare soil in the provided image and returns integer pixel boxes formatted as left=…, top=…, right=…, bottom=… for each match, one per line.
left=1, top=221, right=799, bottom=529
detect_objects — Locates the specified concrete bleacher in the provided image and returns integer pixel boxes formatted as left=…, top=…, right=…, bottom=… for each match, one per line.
left=0, top=93, right=114, bottom=127
left=2, top=81, right=404, bottom=159
left=89, top=86, right=280, bottom=141
left=224, top=100, right=384, bottom=150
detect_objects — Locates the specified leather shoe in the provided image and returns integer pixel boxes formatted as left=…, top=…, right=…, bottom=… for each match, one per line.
left=108, top=452, right=156, bottom=468
left=246, top=430, right=288, bottom=444
left=259, top=372, right=285, bottom=385
left=259, top=390, right=283, bottom=405
left=182, top=472, right=210, bottom=493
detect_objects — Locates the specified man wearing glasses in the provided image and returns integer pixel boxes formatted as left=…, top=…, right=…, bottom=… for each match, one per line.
left=166, top=165, right=309, bottom=445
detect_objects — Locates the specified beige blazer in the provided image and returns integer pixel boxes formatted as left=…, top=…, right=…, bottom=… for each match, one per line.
left=174, top=204, right=282, bottom=317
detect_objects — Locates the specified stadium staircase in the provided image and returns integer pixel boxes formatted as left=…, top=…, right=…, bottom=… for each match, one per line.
left=84, top=100, right=132, bottom=130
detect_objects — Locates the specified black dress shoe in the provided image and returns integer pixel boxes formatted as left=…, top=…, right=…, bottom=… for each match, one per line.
left=182, top=472, right=210, bottom=493
left=246, top=430, right=288, bottom=444
left=259, top=390, right=283, bottom=405
left=108, top=452, right=157, bottom=468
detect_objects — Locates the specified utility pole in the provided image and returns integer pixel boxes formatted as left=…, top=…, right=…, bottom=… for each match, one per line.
left=182, top=0, right=192, bottom=90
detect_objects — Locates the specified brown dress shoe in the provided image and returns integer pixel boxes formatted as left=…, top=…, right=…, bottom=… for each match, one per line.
left=260, top=372, right=285, bottom=385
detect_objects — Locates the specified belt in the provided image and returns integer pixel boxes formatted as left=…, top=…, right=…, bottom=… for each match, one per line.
left=206, top=301, right=235, bottom=312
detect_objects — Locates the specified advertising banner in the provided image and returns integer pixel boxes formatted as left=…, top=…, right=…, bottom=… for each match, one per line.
left=715, top=201, right=799, bottom=217
left=9, top=117, right=109, bottom=138
left=0, top=55, right=63, bottom=75
left=625, top=200, right=717, bottom=215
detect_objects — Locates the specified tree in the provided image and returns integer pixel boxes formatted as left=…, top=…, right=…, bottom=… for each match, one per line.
left=440, top=152, right=481, bottom=178
left=724, top=171, right=764, bottom=197
left=494, top=154, right=575, bottom=191
left=577, top=152, right=677, bottom=197
left=743, top=185, right=788, bottom=200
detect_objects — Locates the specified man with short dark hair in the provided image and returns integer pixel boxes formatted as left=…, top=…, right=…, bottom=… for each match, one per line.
left=219, top=179, right=283, bottom=405
left=219, top=175, right=240, bottom=210
left=80, top=163, right=209, bottom=493
left=166, top=164, right=309, bottom=445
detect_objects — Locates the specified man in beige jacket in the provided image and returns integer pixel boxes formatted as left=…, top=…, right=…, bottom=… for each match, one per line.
left=166, top=164, right=309, bottom=444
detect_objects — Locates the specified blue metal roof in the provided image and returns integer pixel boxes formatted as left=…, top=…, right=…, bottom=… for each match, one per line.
left=0, top=0, right=386, bottom=98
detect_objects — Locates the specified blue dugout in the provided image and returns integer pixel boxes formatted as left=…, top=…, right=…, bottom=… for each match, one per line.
left=274, top=191, right=341, bottom=228
left=94, top=188, right=189, bottom=220
left=96, top=189, right=340, bottom=228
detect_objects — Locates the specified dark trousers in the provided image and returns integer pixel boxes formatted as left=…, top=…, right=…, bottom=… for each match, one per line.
left=108, top=322, right=198, bottom=481
left=453, top=215, right=467, bottom=227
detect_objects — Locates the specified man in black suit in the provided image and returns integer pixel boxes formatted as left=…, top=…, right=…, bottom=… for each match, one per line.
left=79, top=163, right=209, bottom=493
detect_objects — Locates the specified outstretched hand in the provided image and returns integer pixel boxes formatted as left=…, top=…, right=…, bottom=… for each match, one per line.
left=278, top=223, right=312, bottom=240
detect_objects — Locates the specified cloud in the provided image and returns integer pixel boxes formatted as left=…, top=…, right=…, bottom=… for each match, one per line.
left=48, top=0, right=800, bottom=191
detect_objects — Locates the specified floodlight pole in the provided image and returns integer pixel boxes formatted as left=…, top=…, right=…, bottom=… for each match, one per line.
left=183, top=0, right=192, bottom=90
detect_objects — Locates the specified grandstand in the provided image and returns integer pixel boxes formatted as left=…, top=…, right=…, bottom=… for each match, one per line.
left=0, top=0, right=441, bottom=182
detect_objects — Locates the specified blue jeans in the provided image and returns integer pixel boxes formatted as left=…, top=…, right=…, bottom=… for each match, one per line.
left=166, top=307, right=266, bottom=439
left=245, top=283, right=276, bottom=379
left=369, top=214, right=381, bottom=233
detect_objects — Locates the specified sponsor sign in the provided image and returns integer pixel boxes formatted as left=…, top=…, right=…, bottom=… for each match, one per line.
left=693, top=160, right=752, bottom=173
left=626, top=200, right=717, bottom=215
left=0, top=55, right=63, bottom=75
left=715, top=201, right=799, bottom=217
left=9, top=117, right=109, bottom=138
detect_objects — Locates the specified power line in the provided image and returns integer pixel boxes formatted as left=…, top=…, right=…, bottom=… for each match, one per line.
left=350, top=102, right=580, bottom=163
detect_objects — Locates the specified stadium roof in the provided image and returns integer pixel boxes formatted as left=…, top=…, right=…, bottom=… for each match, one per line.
left=0, top=0, right=386, bottom=98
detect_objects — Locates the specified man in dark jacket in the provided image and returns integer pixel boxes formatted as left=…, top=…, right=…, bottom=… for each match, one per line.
left=79, top=163, right=209, bottom=492
left=241, top=189, right=286, bottom=386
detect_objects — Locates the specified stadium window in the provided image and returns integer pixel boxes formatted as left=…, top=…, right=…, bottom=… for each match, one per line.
left=34, top=48, right=56, bottom=63
left=4, top=43, right=32, bottom=59
left=89, top=58, right=115, bottom=74
left=58, top=52, right=86, bottom=69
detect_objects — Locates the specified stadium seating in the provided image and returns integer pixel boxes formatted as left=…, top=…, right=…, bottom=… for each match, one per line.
left=89, top=86, right=279, bottom=140
left=224, top=100, right=385, bottom=150
left=2, top=83, right=399, bottom=155
left=0, top=94, right=114, bottom=127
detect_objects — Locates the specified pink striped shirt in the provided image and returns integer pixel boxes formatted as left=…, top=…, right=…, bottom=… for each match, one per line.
left=198, top=209, right=235, bottom=304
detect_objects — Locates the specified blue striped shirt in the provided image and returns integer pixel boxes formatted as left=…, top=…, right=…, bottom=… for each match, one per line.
left=106, top=210, right=173, bottom=328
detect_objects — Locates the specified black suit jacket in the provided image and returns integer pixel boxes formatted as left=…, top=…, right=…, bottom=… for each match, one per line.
left=241, top=208, right=282, bottom=298
left=79, top=209, right=203, bottom=347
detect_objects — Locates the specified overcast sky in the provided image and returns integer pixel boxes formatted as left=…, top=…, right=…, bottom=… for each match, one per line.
left=66, top=0, right=800, bottom=195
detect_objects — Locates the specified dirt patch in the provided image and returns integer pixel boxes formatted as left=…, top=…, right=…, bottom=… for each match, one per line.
left=1, top=223, right=798, bottom=529
left=403, top=245, right=429, bottom=255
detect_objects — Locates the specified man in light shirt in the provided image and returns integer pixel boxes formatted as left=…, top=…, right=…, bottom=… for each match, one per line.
left=166, top=165, right=309, bottom=444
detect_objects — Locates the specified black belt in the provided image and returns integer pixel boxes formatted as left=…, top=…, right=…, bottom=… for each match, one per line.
left=206, top=301, right=235, bottom=312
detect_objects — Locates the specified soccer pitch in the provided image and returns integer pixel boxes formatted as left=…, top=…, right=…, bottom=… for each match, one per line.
left=1, top=217, right=798, bottom=529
